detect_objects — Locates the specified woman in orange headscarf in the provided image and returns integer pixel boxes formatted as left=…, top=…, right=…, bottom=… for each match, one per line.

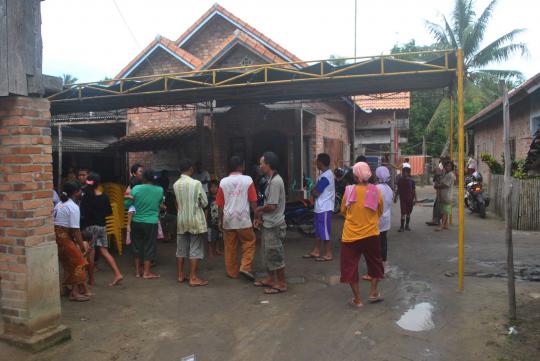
left=340, top=162, right=385, bottom=308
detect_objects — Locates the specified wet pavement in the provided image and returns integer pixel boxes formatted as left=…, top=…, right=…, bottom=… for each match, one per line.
left=1, top=186, right=539, bottom=361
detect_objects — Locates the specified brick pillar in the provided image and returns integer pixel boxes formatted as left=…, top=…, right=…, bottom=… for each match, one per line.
left=0, top=96, right=70, bottom=351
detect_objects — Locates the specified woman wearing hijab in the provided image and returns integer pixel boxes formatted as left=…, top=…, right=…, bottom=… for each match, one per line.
left=340, top=162, right=384, bottom=308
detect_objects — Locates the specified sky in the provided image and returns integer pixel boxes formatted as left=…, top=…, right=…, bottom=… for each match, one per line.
left=41, top=0, right=539, bottom=83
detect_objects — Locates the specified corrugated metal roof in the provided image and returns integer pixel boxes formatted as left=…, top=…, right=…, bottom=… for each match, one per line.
left=53, top=135, right=118, bottom=153
left=106, top=125, right=201, bottom=152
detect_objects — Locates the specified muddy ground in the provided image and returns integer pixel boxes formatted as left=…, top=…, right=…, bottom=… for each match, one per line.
left=2, top=187, right=539, bottom=361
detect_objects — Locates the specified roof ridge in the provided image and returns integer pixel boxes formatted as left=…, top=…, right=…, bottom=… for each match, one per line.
left=114, top=35, right=202, bottom=79
left=176, top=3, right=305, bottom=65
left=465, top=72, right=540, bottom=127
left=198, top=29, right=291, bottom=70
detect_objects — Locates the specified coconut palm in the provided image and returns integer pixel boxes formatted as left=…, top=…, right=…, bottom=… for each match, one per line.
left=424, top=0, right=528, bottom=148
left=426, top=0, right=527, bottom=82
left=62, top=74, right=78, bottom=86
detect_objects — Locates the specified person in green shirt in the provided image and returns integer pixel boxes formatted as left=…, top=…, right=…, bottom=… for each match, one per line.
left=124, top=169, right=163, bottom=279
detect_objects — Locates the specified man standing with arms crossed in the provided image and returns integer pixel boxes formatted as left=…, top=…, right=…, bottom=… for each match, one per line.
left=304, top=153, right=335, bottom=262
left=216, top=156, right=258, bottom=281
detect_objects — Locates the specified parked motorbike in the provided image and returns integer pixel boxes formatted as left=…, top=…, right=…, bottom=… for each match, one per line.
left=464, top=172, right=489, bottom=218
left=333, top=166, right=354, bottom=213
left=284, top=199, right=315, bottom=236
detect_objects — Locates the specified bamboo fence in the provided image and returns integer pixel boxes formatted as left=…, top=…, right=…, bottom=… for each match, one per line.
left=488, top=174, right=540, bottom=230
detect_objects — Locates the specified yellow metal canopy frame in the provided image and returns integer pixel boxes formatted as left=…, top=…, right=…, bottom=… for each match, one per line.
left=48, top=48, right=467, bottom=291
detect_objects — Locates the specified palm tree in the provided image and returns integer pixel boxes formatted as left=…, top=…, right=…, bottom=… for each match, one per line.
left=426, top=0, right=527, bottom=82
left=424, top=0, right=528, bottom=151
left=62, top=74, right=78, bottom=86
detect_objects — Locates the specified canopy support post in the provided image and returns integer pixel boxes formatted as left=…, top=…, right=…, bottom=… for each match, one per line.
left=457, top=48, right=465, bottom=292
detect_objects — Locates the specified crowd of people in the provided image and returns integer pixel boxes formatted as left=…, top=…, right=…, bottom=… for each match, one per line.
left=52, top=151, right=455, bottom=307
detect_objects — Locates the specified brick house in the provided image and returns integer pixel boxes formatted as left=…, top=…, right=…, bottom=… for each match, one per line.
left=113, top=4, right=355, bottom=195
left=354, top=92, right=410, bottom=155
left=465, top=72, right=540, bottom=178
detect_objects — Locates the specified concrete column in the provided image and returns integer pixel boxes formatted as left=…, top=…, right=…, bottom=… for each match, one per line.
left=0, top=96, right=70, bottom=351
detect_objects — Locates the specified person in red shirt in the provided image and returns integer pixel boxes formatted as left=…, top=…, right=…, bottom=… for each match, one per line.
left=216, top=156, right=258, bottom=280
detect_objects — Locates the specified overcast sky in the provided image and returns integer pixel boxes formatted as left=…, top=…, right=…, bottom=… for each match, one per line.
left=41, top=0, right=538, bottom=83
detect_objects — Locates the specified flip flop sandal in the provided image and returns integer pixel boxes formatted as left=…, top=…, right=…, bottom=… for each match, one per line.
left=189, top=281, right=209, bottom=287
left=315, top=257, right=333, bottom=262
left=253, top=280, right=273, bottom=287
left=69, top=295, right=90, bottom=302
left=348, top=299, right=364, bottom=308
left=142, top=275, right=160, bottom=279
left=264, top=287, right=287, bottom=294
left=302, top=254, right=319, bottom=259
left=368, top=294, right=384, bottom=303
left=239, top=270, right=255, bottom=281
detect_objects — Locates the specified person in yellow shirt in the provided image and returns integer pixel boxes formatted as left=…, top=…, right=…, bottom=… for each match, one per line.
left=340, top=162, right=385, bottom=308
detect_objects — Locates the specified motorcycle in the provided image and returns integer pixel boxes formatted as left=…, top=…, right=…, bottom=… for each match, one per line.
left=333, top=166, right=355, bottom=213
left=284, top=199, right=315, bottom=236
left=464, top=172, right=489, bottom=218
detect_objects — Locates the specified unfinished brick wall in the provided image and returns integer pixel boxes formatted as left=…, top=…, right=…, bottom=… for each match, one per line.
left=129, top=47, right=192, bottom=78
left=127, top=108, right=197, bottom=169
left=473, top=99, right=534, bottom=178
left=0, top=96, right=68, bottom=349
left=181, top=15, right=237, bottom=61
left=212, top=45, right=267, bottom=68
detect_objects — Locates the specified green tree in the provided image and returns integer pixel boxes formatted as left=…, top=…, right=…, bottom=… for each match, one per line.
left=62, top=74, right=78, bottom=86
left=424, top=0, right=528, bottom=154
left=426, top=0, right=527, bottom=82
left=391, top=40, right=447, bottom=156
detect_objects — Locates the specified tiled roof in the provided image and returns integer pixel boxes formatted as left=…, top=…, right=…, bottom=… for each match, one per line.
left=201, top=30, right=290, bottom=70
left=355, top=92, right=410, bottom=110
left=114, top=36, right=202, bottom=79
left=465, top=72, right=540, bottom=128
left=176, top=3, right=305, bottom=66
left=106, top=125, right=199, bottom=151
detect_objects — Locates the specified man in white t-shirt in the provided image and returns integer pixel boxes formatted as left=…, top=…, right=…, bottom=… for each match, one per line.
left=303, top=153, right=335, bottom=262
left=216, top=156, right=258, bottom=280
left=192, top=161, right=211, bottom=193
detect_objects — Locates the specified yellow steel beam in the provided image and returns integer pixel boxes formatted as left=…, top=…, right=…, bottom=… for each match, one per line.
left=457, top=48, right=465, bottom=292
left=449, top=93, right=454, bottom=225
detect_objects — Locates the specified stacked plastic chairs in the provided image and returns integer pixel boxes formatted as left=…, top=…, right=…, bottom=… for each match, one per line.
left=102, top=182, right=128, bottom=255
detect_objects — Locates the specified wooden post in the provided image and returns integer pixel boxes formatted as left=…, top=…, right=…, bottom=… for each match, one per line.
left=500, top=80, right=516, bottom=321
left=57, top=124, right=62, bottom=191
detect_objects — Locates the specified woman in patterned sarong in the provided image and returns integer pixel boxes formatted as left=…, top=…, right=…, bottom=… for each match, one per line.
left=53, top=181, right=91, bottom=302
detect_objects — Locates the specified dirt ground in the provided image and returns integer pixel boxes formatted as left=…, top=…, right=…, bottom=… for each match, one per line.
left=2, top=186, right=539, bottom=361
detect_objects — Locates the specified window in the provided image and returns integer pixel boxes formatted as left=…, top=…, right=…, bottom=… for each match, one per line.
left=532, top=116, right=540, bottom=136
left=240, top=56, right=253, bottom=66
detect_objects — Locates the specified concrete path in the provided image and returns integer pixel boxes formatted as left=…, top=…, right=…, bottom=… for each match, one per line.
left=2, top=187, right=539, bottom=361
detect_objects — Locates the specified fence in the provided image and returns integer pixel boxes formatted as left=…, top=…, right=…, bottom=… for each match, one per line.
left=488, top=174, right=540, bottom=231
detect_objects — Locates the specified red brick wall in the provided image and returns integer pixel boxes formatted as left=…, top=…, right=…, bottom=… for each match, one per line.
left=212, top=45, right=267, bottom=68
left=129, top=47, right=192, bottom=78
left=181, top=15, right=237, bottom=61
left=0, top=97, right=59, bottom=335
left=473, top=99, right=533, bottom=178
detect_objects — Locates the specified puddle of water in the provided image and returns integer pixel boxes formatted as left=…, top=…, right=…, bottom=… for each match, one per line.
left=396, top=302, right=435, bottom=332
